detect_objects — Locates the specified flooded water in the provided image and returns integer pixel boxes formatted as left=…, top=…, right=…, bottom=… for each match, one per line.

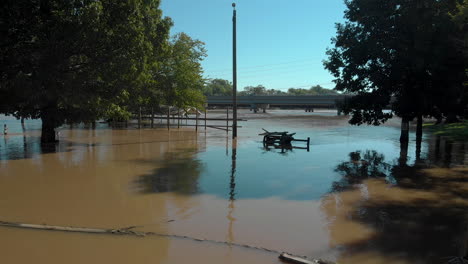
left=0, top=110, right=467, bottom=264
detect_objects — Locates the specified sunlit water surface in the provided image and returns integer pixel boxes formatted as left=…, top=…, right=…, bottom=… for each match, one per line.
left=0, top=110, right=467, bottom=264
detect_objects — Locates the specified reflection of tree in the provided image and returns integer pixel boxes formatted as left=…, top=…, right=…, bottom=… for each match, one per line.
left=326, top=147, right=468, bottom=263
left=332, top=150, right=391, bottom=192
left=134, top=150, right=203, bottom=195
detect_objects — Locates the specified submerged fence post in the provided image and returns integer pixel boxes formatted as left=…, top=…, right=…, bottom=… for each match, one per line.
left=151, top=107, right=154, bottom=128
left=196, top=110, right=198, bottom=131
left=204, top=108, right=207, bottom=130
left=167, top=107, right=170, bottom=130
left=138, top=106, right=142, bottom=129
left=226, top=107, right=229, bottom=133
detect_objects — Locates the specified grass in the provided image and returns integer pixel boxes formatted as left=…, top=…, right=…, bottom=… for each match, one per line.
left=424, top=121, right=468, bottom=140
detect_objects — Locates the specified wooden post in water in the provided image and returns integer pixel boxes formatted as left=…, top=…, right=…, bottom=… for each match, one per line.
left=178, top=109, right=180, bottom=129
left=151, top=107, right=154, bottom=128
left=226, top=107, right=229, bottom=133
left=204, top=108, right=207, bottom=130
left=138, top=106, right=142, bottom=129
left=196, top=110, right=198, bottom=131
left=167, top=107, right=170, bottom=130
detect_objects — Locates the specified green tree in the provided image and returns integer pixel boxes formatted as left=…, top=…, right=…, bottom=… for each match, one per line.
left=309, top=85, right=338, bottom=95
left=324, top=0, right=466, bottom=143
left=204, top=79, right=232, bottom=96
left=159, top=33, right=206, bottom=111
left=0, top=0, right=171, bottom=142
left=287, top=88, right=309, bottom=96
left=241, top=85, right=268, bottom=95
left=287, top=85, right=337, bottom=95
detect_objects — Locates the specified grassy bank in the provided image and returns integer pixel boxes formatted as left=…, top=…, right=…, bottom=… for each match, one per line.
left=424, top=121, right=468, bottom=141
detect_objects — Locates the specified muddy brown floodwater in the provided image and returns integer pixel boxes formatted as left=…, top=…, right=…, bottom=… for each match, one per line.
left=0, top=110, right=467, bottom=264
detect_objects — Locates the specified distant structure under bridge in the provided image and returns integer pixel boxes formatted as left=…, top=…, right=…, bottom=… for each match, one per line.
left=206, top=95, right=352, bottom=113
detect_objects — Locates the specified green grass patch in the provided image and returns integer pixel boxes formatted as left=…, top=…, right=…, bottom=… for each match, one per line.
left=424, top=121, right=468, bottom=140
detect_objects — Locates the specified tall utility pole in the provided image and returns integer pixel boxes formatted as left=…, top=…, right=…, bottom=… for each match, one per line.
left=232, top=3, right=238, bottom=139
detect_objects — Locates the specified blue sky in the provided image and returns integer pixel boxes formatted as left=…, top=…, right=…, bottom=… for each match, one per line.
left=160, top=0, right=346, bottom=91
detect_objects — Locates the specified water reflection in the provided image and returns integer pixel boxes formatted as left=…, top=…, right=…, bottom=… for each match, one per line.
left=133, top=150, right=204, bottom=195
left=325, top=145, right=468, bottom=263
left=230, top=139, right=237, bottom=201
left=227, top=139, right=237, bottom=245
left=261, top=142, right=309, bottom=155
left=331, top=150, right=392, bottom=192
left=262, top=144, right=294, bottom=155
left=1, top=113, right=468, bottom=264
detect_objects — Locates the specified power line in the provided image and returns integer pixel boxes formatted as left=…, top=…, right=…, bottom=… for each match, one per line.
left=212, top=61, right=321, bottom=77
left=204, top=57, right=323, bottom=74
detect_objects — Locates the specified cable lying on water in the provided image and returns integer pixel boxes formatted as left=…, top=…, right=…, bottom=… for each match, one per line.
left=0, top=220, right=335, bottom=264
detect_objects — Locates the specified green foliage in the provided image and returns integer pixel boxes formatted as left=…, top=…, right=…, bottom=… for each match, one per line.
left=0, top=0, right=207, bottom=141
left=104, top=104, right=132, bottom=122
left=287, top=85, right=338, bottom=96
left=235, top=84, right=336, bottom=96
left=424, top=121, right=468, bottom=140
left=240, top=85, right=269, bottom=96
left=158, top=33, right=206, bottom=110
left=324, top=0, right=467, bottom=125
left=203, top=79, right=232, bottom=96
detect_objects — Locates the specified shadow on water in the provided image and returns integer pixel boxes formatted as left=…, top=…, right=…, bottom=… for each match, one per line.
left=327, top=137, right=468, bottom=263
left=133, top=139, right=241, bottom=200
left=132, top=149, right=204, bottom=195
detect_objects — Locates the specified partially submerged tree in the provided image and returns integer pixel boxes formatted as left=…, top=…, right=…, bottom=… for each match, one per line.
left=159, top=33, right=207, bottom=111
left=0, top=0, right=172, bottom=142
left=324, top=0, right=467, bottom=143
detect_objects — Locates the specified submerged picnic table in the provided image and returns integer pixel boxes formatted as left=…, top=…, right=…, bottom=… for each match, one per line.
left=259, top=128, right=310, bottom=149
left=259, top=129, right=296, bottom=145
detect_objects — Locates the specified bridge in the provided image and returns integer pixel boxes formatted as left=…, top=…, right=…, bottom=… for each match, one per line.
left=206, top=95, right=350, bottom=112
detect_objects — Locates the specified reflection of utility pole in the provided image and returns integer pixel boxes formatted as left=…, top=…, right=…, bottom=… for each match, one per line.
left=232, top=2, right=237, bottom=139
left=226, top=135, right=229, bottom=156
left=226, top=139, right=237, bottom=245
left=230, top=139, right=237, bottom=200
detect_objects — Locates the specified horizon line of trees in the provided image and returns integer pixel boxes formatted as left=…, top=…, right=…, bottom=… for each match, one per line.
left=203, top=79, right=339, bottom=96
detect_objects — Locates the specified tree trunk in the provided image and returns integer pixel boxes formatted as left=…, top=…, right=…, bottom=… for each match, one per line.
left=445, top=113, right=459, bottom=124
left=415, top=139, right=422, bottom=162
left=416, top=114, right=423, bottom=142
left=415, top=114, right=423, bottom=161
left=41, top=115, right=57, bottom=143
left=444, top=140, right=453, bottom=167
left=434, top=135, right=441, bottom=163
left=400, top=117, right=410, bottom=143
left=399, top=140, right=409, bottom=167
